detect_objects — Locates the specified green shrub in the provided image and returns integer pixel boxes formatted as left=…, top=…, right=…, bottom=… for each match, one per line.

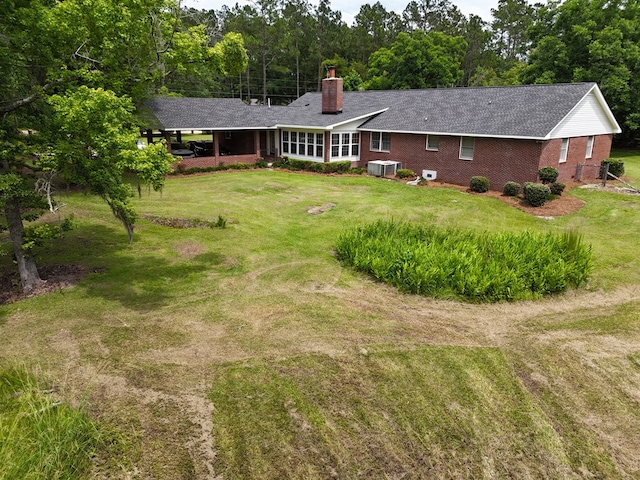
left=349, top=167, right=367, bottom=175
left=549, top=182, right=566, bottom=196
left=600, top=158, right=625, bottom=179
left=523, top=182, right=551, bottom=207
left=269, top=157, right=352, bottom=175
left=214, top=215, right=227, bottom=228
left=287, top=158, right=307, bottom=170
left=228, top=162, right=251, bottom=170
left=396, top=168, right=415, bottom=179
left=538, top=166, right=559, bottom=184
left=335, top=220, right=592, bottom=303
left=470, top=176, right=489, bottom=193
left=502, top=181, right=521, bottom=197
left=308, top=162, right=325, bottom=173
left=254, top=158, right=268, bottom=168
left=324, top=161, right=351, bottom=174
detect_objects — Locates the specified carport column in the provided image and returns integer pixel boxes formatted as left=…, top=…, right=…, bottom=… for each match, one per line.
left=254, top=131, right=260, bottom=157
left=324, top=131, right=330, bottom=163
left=213, top=131, right=220, bottom=163
left=163, top=131, right=172, bottom=151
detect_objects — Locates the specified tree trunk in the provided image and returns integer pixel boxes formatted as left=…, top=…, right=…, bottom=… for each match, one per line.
left=4, top=199, right=43, bottom=293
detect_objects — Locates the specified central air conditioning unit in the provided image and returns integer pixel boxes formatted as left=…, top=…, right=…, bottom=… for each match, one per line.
left=367, top=160, right=402, bottom=177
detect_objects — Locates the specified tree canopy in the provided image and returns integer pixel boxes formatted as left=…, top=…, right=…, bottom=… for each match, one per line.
left=0, top=0, right=248, bottom=292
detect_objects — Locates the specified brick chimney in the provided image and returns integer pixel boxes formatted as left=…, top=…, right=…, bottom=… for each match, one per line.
left=322, top=66, right=343, bottom=114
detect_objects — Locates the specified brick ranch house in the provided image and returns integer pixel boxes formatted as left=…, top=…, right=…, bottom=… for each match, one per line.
left=145, top=71, right=621, bottom=190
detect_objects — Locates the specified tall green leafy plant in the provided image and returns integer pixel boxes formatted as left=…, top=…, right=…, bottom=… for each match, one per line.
left=336, top=220, right=592, bottom=302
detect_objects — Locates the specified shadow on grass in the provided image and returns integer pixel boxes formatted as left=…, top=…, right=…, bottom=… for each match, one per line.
left=1, top=223, right=222, bottom=314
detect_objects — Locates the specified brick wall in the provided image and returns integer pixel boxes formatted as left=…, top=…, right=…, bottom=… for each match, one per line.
left=172, top=154, right=260, bottom=170
left=359, top=132, right=614, bottom=189
left=359, top=132, right=542, bottom=190
left=538, top=134, right=613, bottom=183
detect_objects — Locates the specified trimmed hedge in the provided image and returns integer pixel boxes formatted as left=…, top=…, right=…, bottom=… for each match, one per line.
left=523, top=182, right=551, bottom=207
left=273, top=157, right=352, bottom=174
left=335, top=220, right=592, bottom=303
left=600, top=158, right=625, bottom=179
left=538, top=166, right=559, bottom=184
left=396, top=168, right=415, bottom=179
left=503, top=181, right=521, bottom=197
left=470, top=176, right=489, bottom=193
left=549, top=182, right=566, bottom=196
left=170, top=160, right=268, bottom=175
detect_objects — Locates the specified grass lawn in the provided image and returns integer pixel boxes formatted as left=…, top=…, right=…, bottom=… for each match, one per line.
left=1, top=151, right=640, bottom=478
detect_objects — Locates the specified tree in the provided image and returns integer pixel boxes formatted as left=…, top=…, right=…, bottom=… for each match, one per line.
left=0, top=0, right=247, bottom=292
left=490, top=0, right=534, bottom=63
left=402, top=0, right=465, bottom=35
left=522, top=0, right=640, bottom=140
left=351, top=2, right=403, bottom=64
left=366, top=30, right=466, bottom=89
left=460, top=14, right=497, bottom=85
left=47, top=87, right=173, bottom=241
left=314, top=0, right=348, bottom=90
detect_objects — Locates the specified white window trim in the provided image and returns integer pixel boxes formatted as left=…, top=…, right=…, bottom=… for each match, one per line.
left=281, top=129, right=324, bottom=160
left=426, top=135, right=439, bottom=151
left=331, top=131, right=360, bottom=159
left=559, top=138, right=569, bottom=163
left=459, top=137, right=474, bottom=160
left=370, top=132, right=391, bottom=152
left=586, top=136, right=594, bottom=159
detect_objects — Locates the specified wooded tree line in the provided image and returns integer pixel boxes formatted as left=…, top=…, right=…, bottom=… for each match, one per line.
left=182, top=0, right=640, bottom=143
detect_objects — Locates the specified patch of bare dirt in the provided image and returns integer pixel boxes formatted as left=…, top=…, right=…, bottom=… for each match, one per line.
left=141, top=214, right=221, bottom=229
left=307, top=203, right=337, bottom=215
left=0, top=264, right=90, bottom=305
left=173, top=241, right=207, bottom=259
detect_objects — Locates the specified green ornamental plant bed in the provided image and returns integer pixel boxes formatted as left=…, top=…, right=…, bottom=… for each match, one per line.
left=336, top=220, right=592, bottom=302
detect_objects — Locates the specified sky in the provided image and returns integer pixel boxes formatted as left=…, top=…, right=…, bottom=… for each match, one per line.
left=182, top=0, right=497, bottom=26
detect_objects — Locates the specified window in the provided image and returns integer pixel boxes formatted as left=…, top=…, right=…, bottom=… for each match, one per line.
left=370, top=131, right=391, bottom=152
left=298, top=132, right=305, bottom=155
left=331, top=134, right=340, bottom=158
left=586, top=136, right=594, bottom=158
left=426, top=135, right=439, bottom=151
left=559, top=138, right=569, bottom=163
left=329, top=132, right=360, bottom=158
left=281, top=130, right=325, bottom=159
left=316, top=133, right=324, bottom=158
left=351, top=133, right=360, bottom=156
left=459, top=137, right=474, bottom=160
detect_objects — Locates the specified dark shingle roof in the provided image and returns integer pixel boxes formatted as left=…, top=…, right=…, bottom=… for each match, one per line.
left=290, top=83, right=598, bottom=138
left=145, top=97, right=285, bottom=130
left=145, top=83, right=605, bottom=139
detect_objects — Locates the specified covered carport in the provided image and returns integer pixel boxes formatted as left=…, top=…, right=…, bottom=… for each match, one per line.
left=142, top=97, right=284, bottom=167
